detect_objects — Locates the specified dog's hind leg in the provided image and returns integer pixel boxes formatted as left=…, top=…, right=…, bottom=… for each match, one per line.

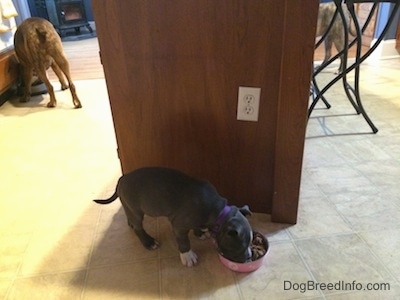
left=322, top=37, right=333, bottom=67
left=20, top=65, right=33, bottom=103
left=334, top=35, right=345, bottom=74
left=51, top=62, right=68, bottom=90
left=35, top=66, right=57, bottom=108
left=53, top=56, right=82, bottom=108
left=124, top=206, right=160, bottom=250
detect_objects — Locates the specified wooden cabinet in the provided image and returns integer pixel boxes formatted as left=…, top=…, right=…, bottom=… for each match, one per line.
left=0, top=49, right=18, bottom=98
left=92, top=0, right=319, bottom=224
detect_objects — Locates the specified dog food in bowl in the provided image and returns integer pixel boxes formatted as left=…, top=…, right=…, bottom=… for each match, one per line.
left=218, top=231, right=269, bottom=272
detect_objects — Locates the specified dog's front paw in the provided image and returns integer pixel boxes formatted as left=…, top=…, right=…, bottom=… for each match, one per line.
left=180, top=250, right=198, bottom=267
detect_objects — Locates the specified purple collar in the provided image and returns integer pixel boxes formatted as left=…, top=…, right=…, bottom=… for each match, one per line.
left=210, top=205, right=231, bottom=238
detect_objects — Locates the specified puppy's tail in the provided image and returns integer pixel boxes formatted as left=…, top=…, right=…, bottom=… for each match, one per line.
left=93, top=191, right=118, bottom=204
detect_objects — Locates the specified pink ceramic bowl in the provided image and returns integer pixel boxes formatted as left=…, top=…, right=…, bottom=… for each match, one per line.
left=218, top=232, right=269, bottom=273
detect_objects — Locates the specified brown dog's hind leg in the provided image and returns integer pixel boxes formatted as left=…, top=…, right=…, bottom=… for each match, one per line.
left=53, top=56, right=82, bottom=108
left=35, top=66, right=57, bottom=108
left=51, top=62, right=68, bottom=90
left=334, top=35, right=345, bottom=74
left=20, top=66, right=33, bottom=103
left=322, top=37, right=333, bottom=67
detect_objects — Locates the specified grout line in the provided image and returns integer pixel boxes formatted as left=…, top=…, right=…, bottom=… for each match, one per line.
left=80, top=204, right=103, bottom=299
left=291, top=239, right=327, bottom=300
left=355, top=231, right=400, bottom=287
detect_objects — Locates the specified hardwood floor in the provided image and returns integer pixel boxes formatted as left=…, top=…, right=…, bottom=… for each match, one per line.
left=48, top=37, right=104, bottom=82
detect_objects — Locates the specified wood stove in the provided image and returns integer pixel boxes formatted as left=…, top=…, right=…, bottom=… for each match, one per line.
left=44, top=0, right=93, bottom=37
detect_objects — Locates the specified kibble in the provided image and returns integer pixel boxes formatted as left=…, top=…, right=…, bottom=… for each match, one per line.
left=251, top=232, right=267, bottom=261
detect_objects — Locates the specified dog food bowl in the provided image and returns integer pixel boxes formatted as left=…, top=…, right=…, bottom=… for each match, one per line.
left=30, top=76, right=47, bottom=95
left=218, top=231, right=269, bottom=273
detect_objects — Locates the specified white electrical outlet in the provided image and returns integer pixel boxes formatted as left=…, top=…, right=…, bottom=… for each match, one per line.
left=237, top=87, right=261, bottom=122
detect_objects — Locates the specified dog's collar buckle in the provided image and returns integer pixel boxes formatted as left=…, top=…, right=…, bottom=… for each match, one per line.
left=211, top=205, right=231, bottom=238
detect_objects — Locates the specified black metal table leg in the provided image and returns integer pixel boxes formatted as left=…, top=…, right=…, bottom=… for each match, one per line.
left=309, top=0, right=400, bottom=134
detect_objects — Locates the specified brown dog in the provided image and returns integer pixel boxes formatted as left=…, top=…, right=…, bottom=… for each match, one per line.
left=316, top=3, right=356, bottom=73
left=14, top=17, right=81, bottom=108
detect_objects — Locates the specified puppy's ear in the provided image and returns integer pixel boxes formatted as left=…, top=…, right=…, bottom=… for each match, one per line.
left=239, top=205, right=252, bottom=217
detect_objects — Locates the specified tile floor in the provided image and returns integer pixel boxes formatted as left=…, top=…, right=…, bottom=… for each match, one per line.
left=0, top=56, right=400, bottom=299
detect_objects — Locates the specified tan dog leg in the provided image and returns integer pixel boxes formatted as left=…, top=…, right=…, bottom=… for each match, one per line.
left=333, top=36, right=345, bottom=74
left=52, top=56, right=82, bottom=108
left=35, top=66, right=57, bottom=108
left=51, top=62, right=69, bottom=90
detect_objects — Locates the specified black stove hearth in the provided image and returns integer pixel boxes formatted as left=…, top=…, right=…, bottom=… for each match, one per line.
left=30, top=0, right=93, bottom=38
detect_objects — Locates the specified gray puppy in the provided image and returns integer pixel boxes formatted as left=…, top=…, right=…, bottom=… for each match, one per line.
left=94, top=167, right=253, bottom=267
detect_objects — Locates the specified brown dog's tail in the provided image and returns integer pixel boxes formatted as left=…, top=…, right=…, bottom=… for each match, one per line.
left=93, top=191, right=118, bottom=204
left=35, top=28, right=48, bottom=44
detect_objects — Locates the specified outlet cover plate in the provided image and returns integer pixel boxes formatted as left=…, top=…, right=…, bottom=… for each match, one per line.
left=237, top=86, right=261, bottom=122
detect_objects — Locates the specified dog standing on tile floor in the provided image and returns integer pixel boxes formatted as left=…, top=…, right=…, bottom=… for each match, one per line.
left=94, top=167, right=254, bottom=267
left=14, top=17, right=82, bottom=108
left=316, top=2, right=356, bottom=74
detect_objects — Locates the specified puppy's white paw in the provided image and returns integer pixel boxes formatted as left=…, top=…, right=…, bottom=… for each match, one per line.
left=180, top=250, right=198, bottom=267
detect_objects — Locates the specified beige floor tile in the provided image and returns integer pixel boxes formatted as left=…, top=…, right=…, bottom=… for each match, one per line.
left=288, top=196, right=352, bottom=239
left=306, top=164, right=377, bottom=196
left=0, top=234, right=30, bottom=280
left=236, top=241, right=321, bottom=299
left=334, top=192, right=400, bottom=232
left=32, top=201, right=101, bottom=233
left=161, top=251, right=239, bottom=299
left=89, top=215, right=159, bottom=268
left=0, top=280, right=12, bottom=299
left=353, top=159, right=400, bottom=187
left=0, top=211, right=36, bottom=239
left=328, top=138, right=393, bottom=164
left=369, top=134, right=400, bottom=160
left=303, top=138, right=347, bottom=169
left=94, top=204, right=129, bottom=234
left=18, top=227, right=95, bottom=276
left=7, top=270, right=86, bottom=300
left=359, top=228, right=400, bottom=282
left=295, top=234, right=396, bottom=295
left=84, top=260, right=159, bottom=300
left=299, top=171, right=325, bottom=199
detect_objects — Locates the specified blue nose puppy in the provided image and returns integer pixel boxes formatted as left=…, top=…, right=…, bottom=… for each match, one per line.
left=94, top=167, right=253, bottom=267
